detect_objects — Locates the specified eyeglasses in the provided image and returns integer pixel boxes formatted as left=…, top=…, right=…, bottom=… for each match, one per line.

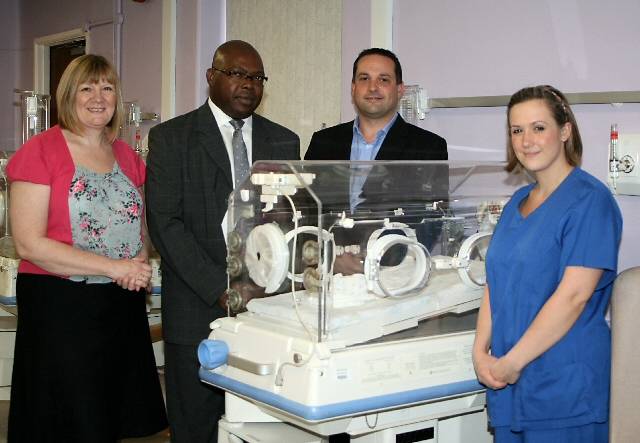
left=211, top=67, right=268, bottom=85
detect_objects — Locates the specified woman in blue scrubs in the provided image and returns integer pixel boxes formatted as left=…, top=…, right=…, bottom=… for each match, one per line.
left=473, top=85, right=622, bottom=443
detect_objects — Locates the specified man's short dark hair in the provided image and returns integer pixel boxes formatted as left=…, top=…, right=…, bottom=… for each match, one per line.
left=352, top=48, right=403, bottom=84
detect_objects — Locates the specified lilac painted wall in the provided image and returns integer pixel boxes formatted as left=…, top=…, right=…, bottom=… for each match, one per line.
left=0, top=0, right=20, bottom=151
left=120, top=0, right=162, bottom=135
left=395, top=0, right=640, bottom=98
left=390, top=0, right=640, bottom=270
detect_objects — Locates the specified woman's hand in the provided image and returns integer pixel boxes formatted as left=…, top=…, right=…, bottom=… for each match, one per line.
left=490, top=354, right=522, bottom=385
left=112, top=258, right=152, bottom=292
left=131, top=255, right=152, bottom=292
left=473, top=350, right=508, bottom=390
left=472, top=286, right=506, bottom=390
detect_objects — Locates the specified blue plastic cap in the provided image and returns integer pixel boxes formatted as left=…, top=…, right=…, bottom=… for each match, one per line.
left=198, top=339, right=229, bottom=370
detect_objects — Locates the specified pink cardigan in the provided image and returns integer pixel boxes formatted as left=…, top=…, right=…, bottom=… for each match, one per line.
left=6, top=125, right=146, bottom=275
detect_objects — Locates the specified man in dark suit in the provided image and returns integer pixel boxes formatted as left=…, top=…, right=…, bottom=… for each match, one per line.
left=305, top=47, right=447, bottom=161
left=145, top=40, right=299, bottom=443
left=305, top=48, right=447, bottom=277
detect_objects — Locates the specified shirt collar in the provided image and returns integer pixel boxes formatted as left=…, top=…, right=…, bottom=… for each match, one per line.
left=352, top=112, right=398, bottom=140
left=208, top=98, right=253, bottom=131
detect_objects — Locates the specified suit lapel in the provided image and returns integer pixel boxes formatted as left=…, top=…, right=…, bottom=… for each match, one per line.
left=376, top=116, right=409, bottom=160
left=196, top=103, right=233, bottom=187
left=337, top=122, right=354, bottom=160
left=252, top=114, right=273, bottom=162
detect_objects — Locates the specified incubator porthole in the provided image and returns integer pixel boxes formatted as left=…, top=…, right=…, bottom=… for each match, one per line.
left=244, top=223, right=289, bottom=293
left=364, top=227, right=431, bottom=298
left=456, top=232, right=492, bottom=289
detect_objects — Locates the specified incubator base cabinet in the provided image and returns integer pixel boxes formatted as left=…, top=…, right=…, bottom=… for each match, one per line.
left=218, top=392, right=490, bottom=442
left=199, top=161, right=529, bottom=441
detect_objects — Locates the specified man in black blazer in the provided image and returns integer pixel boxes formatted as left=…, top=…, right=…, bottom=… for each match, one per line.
left=145, top=40, right=299, bottom=443
left=305, top=48, right=447, bottom=277
left=305, top=48, right=447, bottom=161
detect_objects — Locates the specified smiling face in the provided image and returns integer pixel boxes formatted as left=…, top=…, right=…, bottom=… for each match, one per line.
left=207, top=42, right=265, bottom=119
left=74, top=79, right=116, bottom=132
left=351, top=54, right=404, bottom=123
left=508, top=99, right=571, bottom=176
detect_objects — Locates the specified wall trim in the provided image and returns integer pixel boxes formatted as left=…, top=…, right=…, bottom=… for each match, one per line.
left=33, top=28, right=89, bottom=94
left=371, top=0, right=393, bottom=49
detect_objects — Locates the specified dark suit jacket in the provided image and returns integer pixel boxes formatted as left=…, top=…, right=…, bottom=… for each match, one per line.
left=145, top=103, right=300, bottom=345
left=303, top=115, right=448, bottom=209
left=304, top=115, right=447, bottom=160
left=303, top=115, right=448, bottom=252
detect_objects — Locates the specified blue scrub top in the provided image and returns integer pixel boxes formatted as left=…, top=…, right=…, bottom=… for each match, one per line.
left=485, top=167, right=622, bottom=431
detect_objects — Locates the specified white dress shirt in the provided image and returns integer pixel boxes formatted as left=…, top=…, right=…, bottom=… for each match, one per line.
left=208, top=98, right=254, bottom=242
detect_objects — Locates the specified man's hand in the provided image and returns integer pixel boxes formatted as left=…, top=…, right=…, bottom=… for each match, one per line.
left=218, top=280, right=266, bottom=313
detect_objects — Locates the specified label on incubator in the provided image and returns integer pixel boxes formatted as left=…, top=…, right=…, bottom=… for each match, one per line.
left=418, top=349, right=459, bottom=376
left=361, top=356, right=400, bottom=383
left=335, top=367, right=350, bottom=381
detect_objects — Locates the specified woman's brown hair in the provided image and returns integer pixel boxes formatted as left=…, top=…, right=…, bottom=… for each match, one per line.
left=505, top=85, right=582, bottom=172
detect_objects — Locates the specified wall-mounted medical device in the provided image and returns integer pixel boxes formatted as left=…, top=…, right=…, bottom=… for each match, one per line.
left=119, top=101, right=159, bottom=160
left=399, top=85, right=429, bottom=124
left=120, top=102, right=143, bottom=153
left=608, top=124, right=640, bottom=196
left=15, top=89, right=50, bottom=145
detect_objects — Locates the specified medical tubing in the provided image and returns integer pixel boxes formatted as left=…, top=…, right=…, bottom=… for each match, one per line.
left=274, top=195, right=317, bottom=386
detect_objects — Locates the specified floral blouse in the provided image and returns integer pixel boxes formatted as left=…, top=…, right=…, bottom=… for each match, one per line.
left=68, top=163, right=143, bottom=282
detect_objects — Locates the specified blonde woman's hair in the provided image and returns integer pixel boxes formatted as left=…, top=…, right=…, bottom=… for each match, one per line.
left=56, top=54, right=123, bottom=143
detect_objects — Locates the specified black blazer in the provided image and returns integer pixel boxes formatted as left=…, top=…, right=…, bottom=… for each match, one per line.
left=304, top=115, right=448, bottom=210
left=145, top=103, right=300, bottom=344
left=304, top=115, right=447, bottom=160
